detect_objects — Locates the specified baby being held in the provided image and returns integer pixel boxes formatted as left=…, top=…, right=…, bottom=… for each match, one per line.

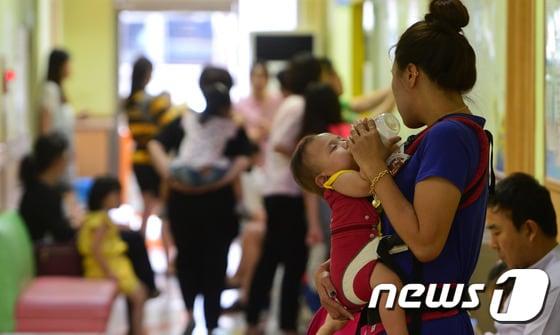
left=169, top=82, right=237, bottom=187
left=291, top=133, right=408, bottom=335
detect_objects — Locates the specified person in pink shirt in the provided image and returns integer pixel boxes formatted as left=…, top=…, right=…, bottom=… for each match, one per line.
left=226, top=61, right=283, bottom=311
left=235, top=61, right=283, bottom=165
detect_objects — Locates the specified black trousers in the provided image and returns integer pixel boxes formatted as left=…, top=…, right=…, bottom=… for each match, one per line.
left=246, top=195, right=309, bottom=331
left=167, top=187, right=238, bottom=331
left=120, top=230, right=157, bottom=292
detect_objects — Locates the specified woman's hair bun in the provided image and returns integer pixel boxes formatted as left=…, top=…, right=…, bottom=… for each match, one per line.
left=426, top=0, right=469, bottom=32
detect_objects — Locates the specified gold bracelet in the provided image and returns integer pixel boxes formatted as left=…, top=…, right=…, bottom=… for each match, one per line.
left=369, top=169, right=390, bottom=195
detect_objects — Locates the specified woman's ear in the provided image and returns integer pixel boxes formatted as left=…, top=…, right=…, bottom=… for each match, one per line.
left=315, top=174, right=328, bottom=189
left=406, top=63, right=419, bottom=88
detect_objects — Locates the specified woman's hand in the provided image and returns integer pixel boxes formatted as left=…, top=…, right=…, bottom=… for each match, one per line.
left=314, top=259, right=354, bottom=321
left=348, top=118, right=400, bottom=173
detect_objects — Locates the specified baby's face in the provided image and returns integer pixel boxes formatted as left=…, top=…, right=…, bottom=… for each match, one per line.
left=307, top=133, right=358, bottom=178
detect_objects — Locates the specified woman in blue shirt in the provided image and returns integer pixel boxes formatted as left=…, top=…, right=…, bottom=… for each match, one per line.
left=313, top=0, right=491, bottom=334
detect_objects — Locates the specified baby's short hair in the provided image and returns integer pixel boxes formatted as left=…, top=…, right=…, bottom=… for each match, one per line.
left=290, top=135, right=323, bottom=195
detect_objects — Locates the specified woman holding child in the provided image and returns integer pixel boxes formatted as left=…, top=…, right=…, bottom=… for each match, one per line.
left=148, top=66, right=255, bottom=335
left=312, top=0, right=492, bottom=334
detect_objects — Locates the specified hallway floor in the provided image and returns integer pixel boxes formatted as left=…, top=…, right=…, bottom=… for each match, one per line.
left=101, top=239, right=315, bottom=335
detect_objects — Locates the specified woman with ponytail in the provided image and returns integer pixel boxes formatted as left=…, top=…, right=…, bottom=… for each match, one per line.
left=19, top=132, right=74, bottom=242
left=314, top=1, right=493, bottom=334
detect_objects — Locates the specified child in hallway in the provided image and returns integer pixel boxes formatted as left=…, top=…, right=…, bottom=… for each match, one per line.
left=170, top=82, right=238, bottom=186
left=290, top=133, right=408, bottom=335
left=166, top=81, right=249, bottom=217
left=77, top=177, right=147, bottom=335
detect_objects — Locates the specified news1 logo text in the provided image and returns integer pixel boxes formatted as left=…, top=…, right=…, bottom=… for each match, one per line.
left=368, top=269, right=549, bottom=322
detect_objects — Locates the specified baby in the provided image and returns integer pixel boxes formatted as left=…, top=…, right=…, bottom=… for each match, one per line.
left=290, top=133, right=408, bottom=335
left=169, top=83, right=237, bottom=187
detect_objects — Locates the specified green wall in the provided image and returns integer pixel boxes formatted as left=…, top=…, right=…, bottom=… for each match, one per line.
left=462, top=0, right=508, bottom=173
left=31, top=0, right=58, bottom=133
left=62, top=0, right=116, bottom=116
left=326, top=2, right=354, bottom=100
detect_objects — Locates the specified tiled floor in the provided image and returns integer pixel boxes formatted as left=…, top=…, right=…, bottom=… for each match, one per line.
left=100, top=238, right=315, bottom=335
left=102, top=276, right=313, bottom=335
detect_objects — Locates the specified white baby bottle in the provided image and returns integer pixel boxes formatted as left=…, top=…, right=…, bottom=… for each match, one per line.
left=374, top=112, right=400, bottom=146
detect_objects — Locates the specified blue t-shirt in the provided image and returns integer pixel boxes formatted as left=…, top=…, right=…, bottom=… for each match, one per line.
left=380, top=114, right=489, bottom=335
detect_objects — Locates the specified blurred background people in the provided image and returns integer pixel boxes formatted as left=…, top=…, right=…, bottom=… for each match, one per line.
left=39, top=48, right=81, bottom=181
left=148, top=66, right=255, bottom=335
left=124, top=56, right=177, bottom=272
left=245, top=53, right=324, bottom=335
left=235, top=60, right=283, bottom=165
left=226, top=60, right=284, bottom=310
left=40, top=49, right=75, bottom=140
left=319, top=57, right=394, bottom=123
left=18, top=132, right=158, bottom=298
left=19, top=132, right=75, bottom=242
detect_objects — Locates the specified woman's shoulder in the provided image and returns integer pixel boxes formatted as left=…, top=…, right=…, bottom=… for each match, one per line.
left=266, top=91, right=284, bottom=105
left=236, top=95, right=253, bottom=107
left=44, top=81, right=60, bottom=91
left=425, top=115, right=486, bottom=147
left=149, top=92, right=171, bottom=109
left=272, top=95, right=305, bottom=126
left=22, top=180, right=58, bottom=199
left=278, top=95, right=304, bottom=113
left=42, top=81, right=61, bottom=99
left=284, top=94, right=304, bottom=105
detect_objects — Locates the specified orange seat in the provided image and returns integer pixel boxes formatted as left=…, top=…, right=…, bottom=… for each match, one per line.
left=15, top=277, right=118, bottom=332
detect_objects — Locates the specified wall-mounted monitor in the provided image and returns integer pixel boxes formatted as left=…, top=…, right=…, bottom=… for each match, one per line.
left=252, top=32, right=315, bottom=61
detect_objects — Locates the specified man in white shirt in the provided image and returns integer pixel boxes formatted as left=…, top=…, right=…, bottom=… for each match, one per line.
left=485, top=173, right=560, bottom=335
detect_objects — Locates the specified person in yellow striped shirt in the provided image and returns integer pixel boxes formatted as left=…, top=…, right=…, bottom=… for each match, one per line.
left=124, top=57, right=179, bottom=273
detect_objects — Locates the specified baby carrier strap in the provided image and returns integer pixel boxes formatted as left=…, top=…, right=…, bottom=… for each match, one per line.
left=405, top=115, right=495, bottom=205
left=444, top=116, right=493, bottom=209
left=356, top=115, right=495, bottom=335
